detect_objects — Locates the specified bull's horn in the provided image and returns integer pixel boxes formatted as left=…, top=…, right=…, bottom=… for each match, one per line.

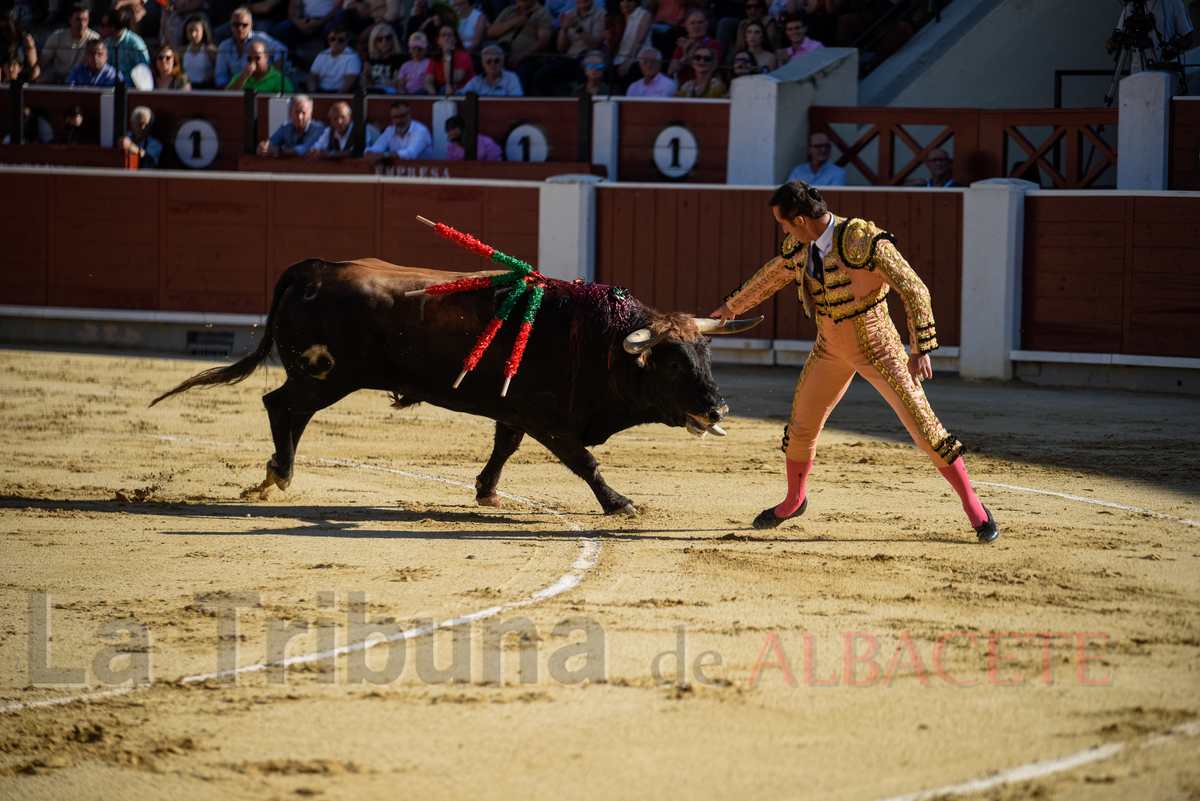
left=623, top=328, right=670, bottom=355
left=693, top=315, right=765, bottom=335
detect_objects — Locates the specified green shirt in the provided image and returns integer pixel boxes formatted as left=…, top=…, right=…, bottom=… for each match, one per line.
left=226, top=67, right=293, bottom=93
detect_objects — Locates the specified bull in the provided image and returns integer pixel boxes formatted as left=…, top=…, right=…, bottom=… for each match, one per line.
left=151, top=259, right=762, bottom=515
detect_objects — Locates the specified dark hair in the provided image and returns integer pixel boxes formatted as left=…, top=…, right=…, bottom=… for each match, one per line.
left=185, top=14, right=214, bottom=46
left=783, top=10, right=811, bottom=26
left=329, top=22, right=349, bottom=36
left=65, top=105, right=84, bottom=117
left=770, top=180, right=827, bottom=220
left=102, top=8, right=129, bottom=29
left=445, top=115, right=463, bottom=129
left=1, top=8, right=28, bottom=43
left=69, top=1, right=91, bottom=16
left=390, top=99, right=410, bottom=111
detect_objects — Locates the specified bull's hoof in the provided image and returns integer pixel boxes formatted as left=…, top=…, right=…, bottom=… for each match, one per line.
left=476, top=493, right=502, bottom=508
left=607, top=504, right=637, bottom=517
left=244, top=460, right=291, bottom=497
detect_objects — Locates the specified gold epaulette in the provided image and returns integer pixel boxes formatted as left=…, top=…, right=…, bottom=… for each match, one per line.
left=781, top=233, right=803, bottom=261
left=834, top=218, right=897, bottom=271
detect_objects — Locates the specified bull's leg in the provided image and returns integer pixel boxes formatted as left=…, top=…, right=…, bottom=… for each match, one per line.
left=257, top=385, right=308, bottom=491
left=475, top=423, right=525, bottom=508
left=530, top=430, right=636, bottom=516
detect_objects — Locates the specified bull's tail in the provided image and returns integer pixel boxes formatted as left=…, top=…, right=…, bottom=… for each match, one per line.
left=149, top=267, right=297, bottom=407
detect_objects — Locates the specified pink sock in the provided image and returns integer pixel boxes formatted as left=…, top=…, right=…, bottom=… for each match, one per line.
left=938, top=459, right=987, bottom=527
left=774, top=459, right=812, bottom=517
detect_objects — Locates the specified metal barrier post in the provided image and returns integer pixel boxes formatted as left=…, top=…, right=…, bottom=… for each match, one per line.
left=8, top=78, right=24, bottom=145
left=243, top=87, right=257, bottom=154
left=113, top=80, right=127, bottom=147
left=352, top=87, right=367, bottom=156
left=576, top=89, right=592, bottom=164
left=463, top=91, right=478, bottom=160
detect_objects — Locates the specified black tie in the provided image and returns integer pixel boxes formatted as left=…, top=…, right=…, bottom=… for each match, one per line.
left=810, top=244, right=824, bottom=285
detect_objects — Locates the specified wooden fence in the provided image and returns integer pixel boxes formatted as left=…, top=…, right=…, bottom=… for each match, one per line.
left=595, top=186, right=963, bottom=347
left=0, top=171, right=539, bottom=313
left=1022, top=193, right=1200, bottom=358
left=810, top=107, right=1120, bottom=189
left=1170, top=98, right=1200, bottom=191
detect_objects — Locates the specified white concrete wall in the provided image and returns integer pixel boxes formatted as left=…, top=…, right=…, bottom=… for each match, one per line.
left=868, top=0, right=1118, bottom=109
left=537, top=175, right=603, bottom=283
left=959, top=178, right=1036, bottom=380
left=726, top=48, right=858, bottom=186
left=592, top=100, right=619, bottom=182
left=1118, top=71, right=1174, bottom=190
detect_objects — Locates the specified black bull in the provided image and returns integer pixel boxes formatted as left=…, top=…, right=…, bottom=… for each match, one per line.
left=152, top=259, right=762, bottom=515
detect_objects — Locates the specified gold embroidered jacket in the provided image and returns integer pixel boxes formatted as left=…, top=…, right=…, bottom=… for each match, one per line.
left=724, top=216, right=939, bottom=354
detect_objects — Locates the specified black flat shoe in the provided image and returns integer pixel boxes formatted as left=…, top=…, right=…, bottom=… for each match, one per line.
left=752, top=497, right=807, bottom=530
left=974, top=506, right=999, bottom=543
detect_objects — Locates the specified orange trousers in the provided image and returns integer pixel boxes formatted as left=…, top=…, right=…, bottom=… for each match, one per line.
left=785, top=303, right=962, bottom=467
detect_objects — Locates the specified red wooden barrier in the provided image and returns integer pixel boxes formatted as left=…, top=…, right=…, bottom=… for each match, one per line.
left=237, top=155, right=602, bottom=179
left=0, top=171, right=540, bottom=315
left=616, top=99, right=730, bottom=184
left=1169, top=98, right=1200, bottom=191
left=0, top=86, right=105, bottom=147
left=810, top=107, right=1119, bottom=188
left=1022, top=194, right=1200, bottom=358
left=595, top=185, right=962, bottom=347
left=0, top=143, right=128, bottom=168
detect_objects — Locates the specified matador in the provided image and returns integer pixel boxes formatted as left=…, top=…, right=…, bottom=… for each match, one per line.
left=711, top=181, right=999, bottom=542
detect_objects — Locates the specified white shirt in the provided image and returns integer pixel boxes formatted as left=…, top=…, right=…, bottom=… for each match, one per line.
left=1117, top=0, right=1194, bottom=72
left=627, top=72, right=675, bottom=98
left=807, top=214, right=835, bottom=279
left=366, top=119, right=434, bottom=159
left=311, top=48, right=363, bottom=91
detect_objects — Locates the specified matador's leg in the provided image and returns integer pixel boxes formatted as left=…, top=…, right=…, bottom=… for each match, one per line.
left=850, top=310, right=998, bottom=542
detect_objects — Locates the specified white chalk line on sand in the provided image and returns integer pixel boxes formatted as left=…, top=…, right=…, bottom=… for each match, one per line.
left=972, top=481, right=1199, bottom=528
left=873, top=720, right=1200, bottom=801
left=1, top=432, right=600, bottom=714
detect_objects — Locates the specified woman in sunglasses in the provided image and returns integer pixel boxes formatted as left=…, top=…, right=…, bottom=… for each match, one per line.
left=731, top=48, right=761, bottom=76
left=571, top=49, right=610, bottom=96
left=674, top=45, right=724, bottom=97
left=667, top=7, right=722, bottom=83
left=150, top=43, right=192, bottom=89
left=361, top=23, right=404, bottom=92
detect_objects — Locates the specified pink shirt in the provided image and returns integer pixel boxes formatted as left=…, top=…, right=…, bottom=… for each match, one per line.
left=398, top=58, right=429, bottom=93
left=446, top=134, right=503, bottom=161
left=786, top=37, right=823, bottom=60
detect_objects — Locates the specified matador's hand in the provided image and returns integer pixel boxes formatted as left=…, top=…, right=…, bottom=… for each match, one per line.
left=709, top=302, right=735, bottom=327
left=908, top=352, right=932, bottom=383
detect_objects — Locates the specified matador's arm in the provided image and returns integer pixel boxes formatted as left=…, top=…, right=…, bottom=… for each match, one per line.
left=873, top=239, right=938, bottom=354
left=722, top=235, right=806, bottom=315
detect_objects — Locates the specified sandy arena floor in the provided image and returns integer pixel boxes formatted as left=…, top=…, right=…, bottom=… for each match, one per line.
left=0, top=346, right=1198, bottom=801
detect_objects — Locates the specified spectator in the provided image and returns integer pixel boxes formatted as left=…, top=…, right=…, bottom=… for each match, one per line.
left=675, top=44, right=724, bottom=95
left=0, top=7, right=38, bottom=82
left=67, top=39, right=122, bottom=85
left=740, top=19, right=776, bottom=70
left=110, top=0, right=162, bottom=37
left=570, top=49, right=610, bottom=95
left=216, top=7, right=287, bottom=87
left=37, top=1, right=97, bottom=84
left=227, top=39, right=294, bottom=89
left=732, top=0, right=779, bottom=61
left=423, top=24, right=473, bottom=95
left=309, top=23, right=361, bottom=92
left=361, top=23, right=403, bottom=92
left=258, top=94, right=326, bottom=155
left=1, top=45, right=19, bottom=83
left=731, top=47, right=761, bottom=75
left=305, top=100, right=377, bottom=155
left=119, top=106, right=163, bottom=169
left=626, top=47, right=674, bottom=97
left=396, top=31, right=430, bottom=92
left=486, top=0, right=554, bottom=91
left=159, top=0, right=211, bottom=48
left=644, top=0, right=687, bottom=57
left=787, top=130, right=846, bottom=185
left=151, top=44, right=193, bottom=89
left=181, top=15, right=218, bottom=87
left=99, top=8, right=150, bottom=79
left=1, top=105, right=54, bottom=142
left=461, top=44, right=523, bottom=95
left=452, top=0, right=487, bottom=55
left=776, top=10, right=821, bottom=64
left=546, top=0, right=607, bottom=16
left=365, top=100, right=433, bottom=159
left=922, top=147, right=956, bottom=187
left=612, top=0, right=651, bottom=86
left=273, top=0, right=341, bottom=46
left=1109, top=0, right=1193, bottom=73
left=534, top=0, right=605, bottom=95
left=836, top=0, right=912, bottom=72
left=335, top=0, right=399, bottom=36
left=59, top=105, right=90, bottom=144
left=444, top=114, right=502, bottom=160
left=669, top=8, right=723, bottom=83
left=403, top=0, right=444, bottom=49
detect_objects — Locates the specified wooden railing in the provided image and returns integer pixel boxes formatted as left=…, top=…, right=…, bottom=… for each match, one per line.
left=810, top=107, right=1119, bottom=188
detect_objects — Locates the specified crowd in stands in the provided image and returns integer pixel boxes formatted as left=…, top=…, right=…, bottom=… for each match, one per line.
left=1, top=0, right=922, bottom=101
